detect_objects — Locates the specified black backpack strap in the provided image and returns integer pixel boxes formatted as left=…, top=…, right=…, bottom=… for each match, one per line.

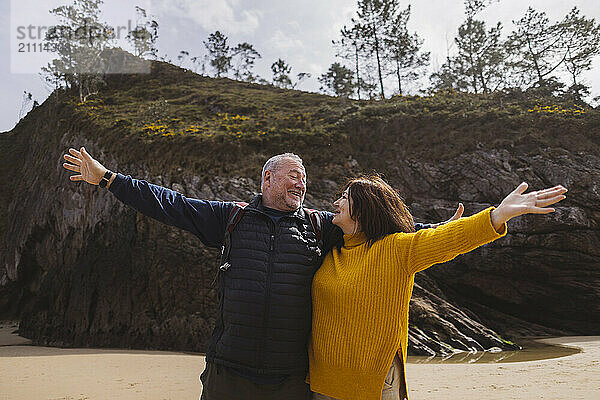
left=226, top=202, right=248, bottom=235
left=222, top=202, right=248, bottom=264
left=212, top=202, right=248, bottom=286
left=304, top=208, right=323, bottom=257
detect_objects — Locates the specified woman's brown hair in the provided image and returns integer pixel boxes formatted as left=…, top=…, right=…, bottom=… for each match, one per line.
left=344, top=175, right=415, bottom=247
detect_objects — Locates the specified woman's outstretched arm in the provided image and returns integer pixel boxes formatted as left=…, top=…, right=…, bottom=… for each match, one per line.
left=395, top=182, right=567, bottom=275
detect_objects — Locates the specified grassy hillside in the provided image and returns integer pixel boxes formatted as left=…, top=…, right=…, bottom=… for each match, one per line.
left=2, top=60, right=599, bottom=241
left=68, top=61, right=600, bottom=172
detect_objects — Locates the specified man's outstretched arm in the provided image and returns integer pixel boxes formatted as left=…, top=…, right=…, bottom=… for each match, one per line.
left=62, top=146, right=231, bottom=248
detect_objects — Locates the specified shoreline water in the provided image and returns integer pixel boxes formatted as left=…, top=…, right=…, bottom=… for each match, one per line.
left=408, top=336, right=581, bottom=364
left=1, top=323, right=598, bottom=399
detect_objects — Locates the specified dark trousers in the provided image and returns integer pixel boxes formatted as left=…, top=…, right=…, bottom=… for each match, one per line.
left=200, top=362, right=311, bottom=400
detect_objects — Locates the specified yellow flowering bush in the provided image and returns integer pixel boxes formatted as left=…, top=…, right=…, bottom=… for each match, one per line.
left=528, top=104, right=586, bottom=115
left=184, top=125, right=202, bottom=133
left=143, top=122, right=215, bottom=137
left=129, top=100, right=320, bottom=141
left=76, top=98, right=104, bottom=119
left=214, top=113, right=255, bottom=138
left=142, top=123, right=170, bottom=135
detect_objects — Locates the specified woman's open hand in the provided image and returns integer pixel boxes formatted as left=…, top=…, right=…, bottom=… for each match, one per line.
left=491, top=182, right=567, bottom=231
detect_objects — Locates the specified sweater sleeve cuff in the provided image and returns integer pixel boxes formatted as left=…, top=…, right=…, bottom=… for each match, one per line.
left=466, top=206, right=507, bottom=244
left=108, top=172, right=127, bottom=194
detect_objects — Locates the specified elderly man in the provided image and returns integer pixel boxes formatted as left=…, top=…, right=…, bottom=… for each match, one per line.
left=62, top=147, right=452, bottom=399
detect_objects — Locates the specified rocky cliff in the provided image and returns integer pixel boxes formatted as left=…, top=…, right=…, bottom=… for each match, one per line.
left=1, top=61, right=598, bottom=355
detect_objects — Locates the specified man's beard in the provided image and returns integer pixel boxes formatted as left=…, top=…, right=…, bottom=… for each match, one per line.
left=275, top=192, right=302, bottom=211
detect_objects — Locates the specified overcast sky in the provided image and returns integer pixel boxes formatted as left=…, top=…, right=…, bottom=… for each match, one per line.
left=2, top=0, right=599, bottom=132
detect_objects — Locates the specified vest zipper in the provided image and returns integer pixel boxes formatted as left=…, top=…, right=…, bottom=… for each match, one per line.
left=257, top=221, right=276, bottom=371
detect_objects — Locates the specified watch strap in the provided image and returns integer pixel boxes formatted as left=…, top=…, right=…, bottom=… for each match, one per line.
left=99, top=170, right=112, bottom=188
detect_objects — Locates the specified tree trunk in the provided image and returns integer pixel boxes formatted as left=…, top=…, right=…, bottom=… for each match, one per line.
left=468, top=42, right=478, bottom=94
left=373, top=26, right=385, bottom=99
left=396, top=59, right=402, bottom=95
left=478, top=60, right=488, bottom=93
left=526, top=34, right=544, bottom=86
left=355, top=43, right=361, bottom=100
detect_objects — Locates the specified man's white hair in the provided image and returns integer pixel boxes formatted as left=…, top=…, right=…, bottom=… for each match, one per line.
left=261, top=153, right=304, bottom=187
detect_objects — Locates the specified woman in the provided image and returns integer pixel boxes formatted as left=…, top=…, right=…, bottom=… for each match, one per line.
left=308, top=175, right=567, bottom=400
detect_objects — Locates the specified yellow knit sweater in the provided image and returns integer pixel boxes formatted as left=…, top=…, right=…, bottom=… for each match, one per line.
left=308, top=207, right=507, bottom=400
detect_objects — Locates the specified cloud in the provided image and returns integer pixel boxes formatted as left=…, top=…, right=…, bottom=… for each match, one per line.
left=152, top=0, right=261, bottom=34
left=266, top=29, right=304, bottom=52
left=307, top=62, right=323, bottom=75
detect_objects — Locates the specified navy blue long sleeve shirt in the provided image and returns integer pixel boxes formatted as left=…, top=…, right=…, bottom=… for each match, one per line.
left=108, top=173, right=431, bottom=249
left=108, top=173, right=343, bottom=249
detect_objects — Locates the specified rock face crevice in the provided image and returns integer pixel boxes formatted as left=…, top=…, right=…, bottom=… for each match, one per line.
left=1, top=70, right=599, bottom=355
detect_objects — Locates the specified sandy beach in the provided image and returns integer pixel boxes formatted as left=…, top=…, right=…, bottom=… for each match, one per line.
left=1, top=322, right=598, bottom=400
left=406, top=336, right=599, bottom=399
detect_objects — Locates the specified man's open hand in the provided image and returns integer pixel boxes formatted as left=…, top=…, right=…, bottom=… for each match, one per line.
left=62, top=147, right=108, bottom=185
left=431, top=203, right=465, bottom=228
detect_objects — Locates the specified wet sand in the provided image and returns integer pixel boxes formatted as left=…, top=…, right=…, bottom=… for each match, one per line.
left=406, top=336, right=600, bottom=399
left=1, top=322, right=598, bottom=399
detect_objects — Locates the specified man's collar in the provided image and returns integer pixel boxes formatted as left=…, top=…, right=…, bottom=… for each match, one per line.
left=249, top=194, right=306, bottom=220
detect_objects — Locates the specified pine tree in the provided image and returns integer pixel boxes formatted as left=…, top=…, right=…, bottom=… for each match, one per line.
left=190, top=56, right=207, bottom=76
left=384, top=5, right=429, bottom=95
left=42, top=0, right=112, bottom=102
left=560, top=7, right=600, bottom=98
left=177, top=50, right=190, bottom=67
left=231, top=42, right=262, bottom=82
left=430, top=59, right=469, bottom=92
left=318, top=63, right=355, bottom=97
left=430, top=0, right=504, bottom=94
left=334, top=24, right=367, bottom=99
left=355, top=0, right=400, bottom=99
left=505, top=7, right=567, bottom=91
left=455, top=19, right=504, bottom=93
left=126, top=6, right=159, bottom=59
left=271, top=58, right=293, bottom=88
left=204, top=31, right=232, bottom=77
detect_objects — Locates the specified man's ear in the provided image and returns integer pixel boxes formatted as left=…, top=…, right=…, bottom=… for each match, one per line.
left=263, top=170, right=272, bottom=187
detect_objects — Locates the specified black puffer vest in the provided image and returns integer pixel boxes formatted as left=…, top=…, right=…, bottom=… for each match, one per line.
left=206, top=195, right=322, bottom=375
